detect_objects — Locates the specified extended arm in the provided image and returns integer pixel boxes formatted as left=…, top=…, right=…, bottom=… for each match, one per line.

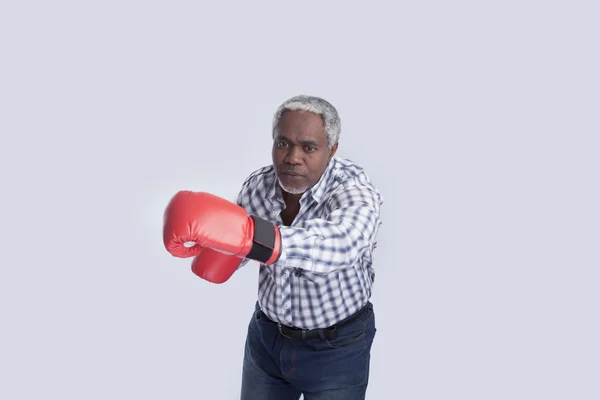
left=276, top=184, right=382, bottom=274
left=162, top=184, right=381, bottom=276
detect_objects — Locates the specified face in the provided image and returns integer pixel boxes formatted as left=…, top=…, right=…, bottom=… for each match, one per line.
left=272, top=110, right=338, bottom=196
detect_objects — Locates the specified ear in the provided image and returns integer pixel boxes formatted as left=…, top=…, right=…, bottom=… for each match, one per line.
left=328, top=143, right=338, bottom=162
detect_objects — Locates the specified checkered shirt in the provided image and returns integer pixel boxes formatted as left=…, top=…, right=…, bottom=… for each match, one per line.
left=235, top=157, right=384, bottom=329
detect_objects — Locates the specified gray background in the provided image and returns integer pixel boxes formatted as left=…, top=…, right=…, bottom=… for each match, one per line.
left=1, top=1, right=598, bottom=399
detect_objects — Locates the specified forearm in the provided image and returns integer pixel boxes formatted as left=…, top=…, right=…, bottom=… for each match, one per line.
left=276, top=214, right=379, bottom=274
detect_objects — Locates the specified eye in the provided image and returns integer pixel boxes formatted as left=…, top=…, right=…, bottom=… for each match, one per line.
left=304, top=145, right=316, bottom=152
left=276, top=140, right=289, bottom=148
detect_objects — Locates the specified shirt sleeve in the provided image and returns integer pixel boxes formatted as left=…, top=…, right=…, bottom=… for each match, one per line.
left=276, top=183, right=383, bottom=274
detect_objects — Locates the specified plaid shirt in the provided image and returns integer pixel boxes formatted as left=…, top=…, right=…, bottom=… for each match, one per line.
left=235, top=157, right=384, bottom=329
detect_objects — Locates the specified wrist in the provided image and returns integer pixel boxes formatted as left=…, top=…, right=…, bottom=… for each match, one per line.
left=246, top=216, right=281, bottom=264
left=265, top=226, right=281, bottom=265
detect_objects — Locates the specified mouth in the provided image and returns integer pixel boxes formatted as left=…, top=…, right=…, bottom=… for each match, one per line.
left=281, top=171, right=303, bottom=177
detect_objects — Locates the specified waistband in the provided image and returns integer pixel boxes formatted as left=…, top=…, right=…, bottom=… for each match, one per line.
left=255, top=301, right=373, bottom=340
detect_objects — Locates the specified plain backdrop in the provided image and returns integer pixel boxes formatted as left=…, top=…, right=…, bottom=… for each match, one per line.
left=1, top=1, right=598, bottom=399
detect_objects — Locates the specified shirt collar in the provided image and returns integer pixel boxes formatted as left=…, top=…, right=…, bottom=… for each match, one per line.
left=267, top=168, right=282, bottom=206
left=308, top=157, right=336, bottom=204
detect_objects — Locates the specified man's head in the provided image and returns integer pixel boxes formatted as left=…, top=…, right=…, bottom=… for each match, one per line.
left=271, top=95, right=340, bottom=196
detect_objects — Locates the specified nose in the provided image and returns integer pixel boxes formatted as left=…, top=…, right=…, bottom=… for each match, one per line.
left=285, top=145, right=302, bottom=165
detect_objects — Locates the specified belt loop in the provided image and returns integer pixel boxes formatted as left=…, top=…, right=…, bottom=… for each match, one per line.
left=318, top=329, right=325, bottom=340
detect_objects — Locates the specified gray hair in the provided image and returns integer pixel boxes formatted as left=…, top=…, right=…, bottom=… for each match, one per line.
left=272, top=95, right=341, bottom=149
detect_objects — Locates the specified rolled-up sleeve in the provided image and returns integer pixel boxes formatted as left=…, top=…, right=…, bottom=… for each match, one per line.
left=277, top=184, right=382, bottom=274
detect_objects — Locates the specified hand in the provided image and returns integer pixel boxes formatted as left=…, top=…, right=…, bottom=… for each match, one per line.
left=163, top=191, right=281, bottom=265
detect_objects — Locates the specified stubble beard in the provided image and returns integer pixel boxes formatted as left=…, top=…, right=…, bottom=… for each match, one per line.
left=277, top=176, right=308, bottom=195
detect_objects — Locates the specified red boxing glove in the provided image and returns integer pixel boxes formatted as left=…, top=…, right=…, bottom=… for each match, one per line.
left=191, top=247, right=243, bottom=284
left=163, top=191, right=281, bottom=265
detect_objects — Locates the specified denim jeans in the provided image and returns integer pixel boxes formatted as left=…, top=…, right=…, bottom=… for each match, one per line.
left=240, top=301, right=377, bottom=399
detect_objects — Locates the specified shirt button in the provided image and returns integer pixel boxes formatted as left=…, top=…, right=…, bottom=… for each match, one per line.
left=283, top=272, right=288, bottom=279
left=284, top=303, right=289, bottom=310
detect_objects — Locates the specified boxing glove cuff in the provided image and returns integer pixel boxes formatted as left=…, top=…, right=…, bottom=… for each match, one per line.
left=247, top=216, right=280, bottom=264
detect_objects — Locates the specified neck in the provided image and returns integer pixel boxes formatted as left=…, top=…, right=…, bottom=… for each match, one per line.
left=282, top=191, right=302, bottom=205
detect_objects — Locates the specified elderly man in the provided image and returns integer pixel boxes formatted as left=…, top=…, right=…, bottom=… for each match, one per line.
left=163, top=95, right=384, bottom=399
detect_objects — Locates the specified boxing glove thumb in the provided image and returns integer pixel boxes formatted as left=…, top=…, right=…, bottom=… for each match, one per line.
left=191, top=247, right=244, bottom=284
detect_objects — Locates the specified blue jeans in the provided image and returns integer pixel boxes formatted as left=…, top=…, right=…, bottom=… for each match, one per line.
left=240, top=301, right=377, bottom=399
